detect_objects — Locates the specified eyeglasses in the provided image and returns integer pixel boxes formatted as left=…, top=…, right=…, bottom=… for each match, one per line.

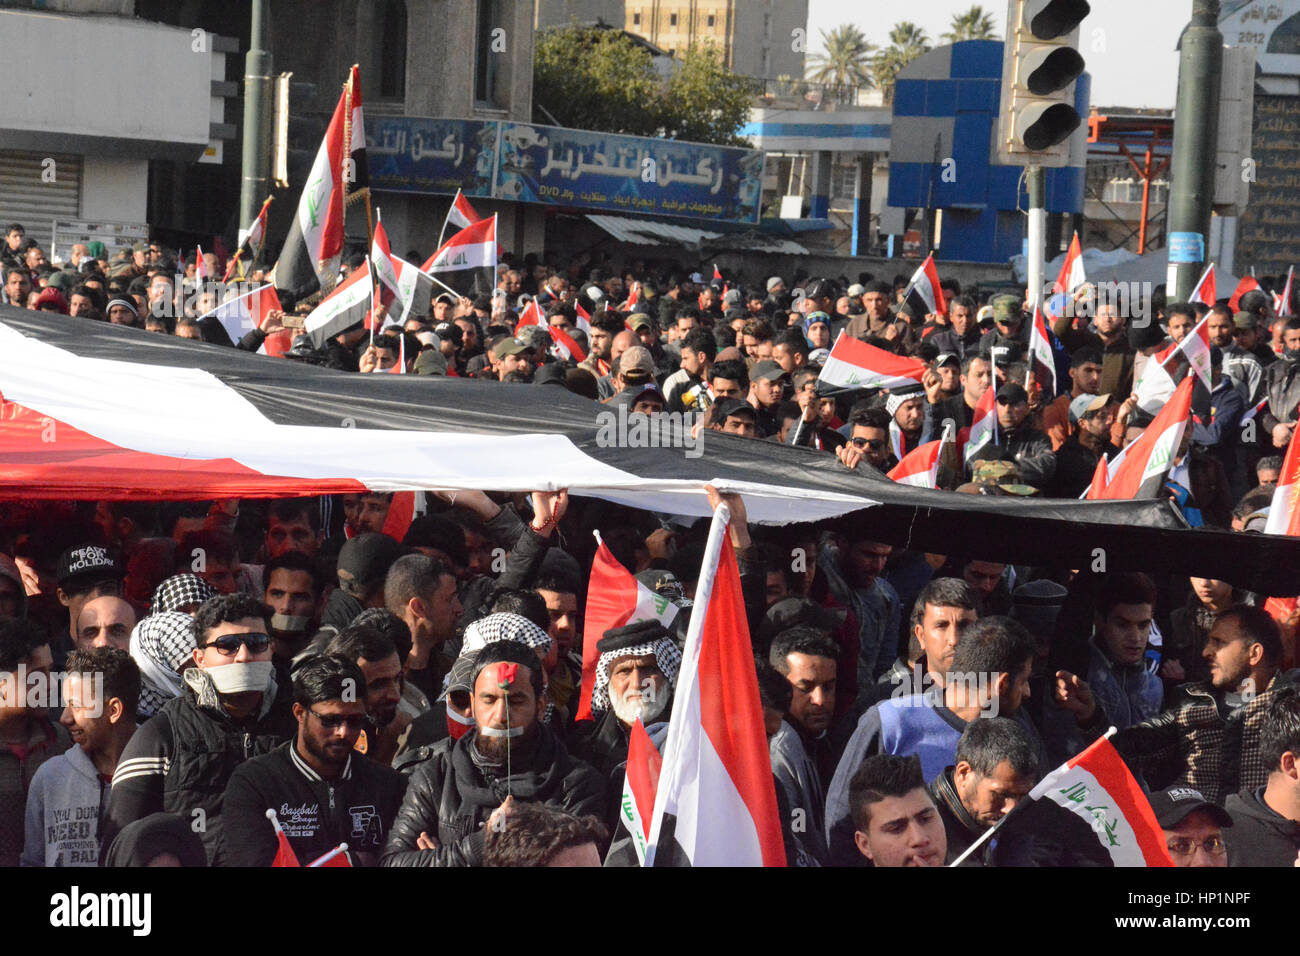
left=851, top=437, right=886, bottom=450
left=308, top=709, right=368, bottom=730
left=201, top=633, right=271, bottom=656
left=1166, top=835, right=1225, bottom=857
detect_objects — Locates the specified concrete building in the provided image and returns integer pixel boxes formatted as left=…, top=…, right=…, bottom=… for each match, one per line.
left=0, top=3, right=233, bottom=253
left=535, top=0, right=623, bottom=29
left=128, top=0, right=545, bottom=262
left=623, top=0, right=807, bottom=83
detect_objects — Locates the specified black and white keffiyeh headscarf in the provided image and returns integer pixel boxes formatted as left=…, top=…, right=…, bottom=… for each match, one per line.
left=130, top=611, right=197, bottom=717
left=150, top=573, right=217, bottom=615
left=460, top=612, right=553, bottom=657
left=592, top=638, right=682, bottom=714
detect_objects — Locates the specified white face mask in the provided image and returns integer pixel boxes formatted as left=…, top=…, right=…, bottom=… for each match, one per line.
left=270, top=613, right=310, bottom=635
left=611, top=683, right=668, bottom=725
left=205, top=660, right=275, bottom=695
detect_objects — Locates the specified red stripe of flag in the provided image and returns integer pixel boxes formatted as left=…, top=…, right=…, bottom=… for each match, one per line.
left=576, top=540, right=641, bottom=721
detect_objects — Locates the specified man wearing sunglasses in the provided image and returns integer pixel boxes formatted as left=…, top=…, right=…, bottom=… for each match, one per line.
left=102, top=593, right=296, bottom=865
left=222, top=654, right=408, bottom=866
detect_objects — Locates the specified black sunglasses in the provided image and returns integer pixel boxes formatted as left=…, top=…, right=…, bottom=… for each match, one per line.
left=201, top=633, right=271, bottom=656
left=851, top=437, right=886, bottom=450
left=309, top=709, right=368, bottom=730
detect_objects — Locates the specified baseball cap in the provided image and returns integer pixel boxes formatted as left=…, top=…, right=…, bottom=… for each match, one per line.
left=689, top=272, right=706, bottom=284
left=976, top=304, right=995, bottom=326
left=491, top=337, right=528, bottom=359
left=846, top=283, right=866, bottom=298
left=995, top=382, right=1029, bottom=405
left=935, top=352, right=960, bottom=369
left=57, top=544, right=125, bottom=588
left=533, top=363, right=568, bottom=387
left=414, top=331, right=440, bottom=349
left=991, top=294, right=1023, bottom=325
left=709, top=397, right=757, bottom=424
left=1232, top=311, right=1258, bottom=330
left=434, top=321, right=462, bottom=345
left=1147, top=788, right=1233, bottom=829
left=1068, top=392, right=1113, bottom=423
left=722, top=288, right=743, bottom=307
left=617, top=345, right=655, bottom=379
left=413, top=349, right=448, bottom=375
left=336, top=533, right=405, bottom=594
left=751, top=359, right=788, bottom=382
left=628, top=313, right=656, bottom=332
left=285, top=334, right=318, bottom=360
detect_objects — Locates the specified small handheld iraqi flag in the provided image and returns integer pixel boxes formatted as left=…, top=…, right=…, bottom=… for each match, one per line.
left=961, top=383, right=997, bottom=464
left=951, top=731, right=1173, bottom=867
left=1188, top=263, right=1216, bottom=307
left=817, top=330, right=929, bottom=392
left=901, top=253, right=946, bottom=318
left=1052, top=232, right=1087, bottom=295
left=887, top=437, right=943, bottom=488
left=266, top=808, right=301, bottom=867
left=1027, top=306, right=1058, bottom=400
left=1021, top=732, right=1172, bottom=866
left=621, top=717, right=663, bottom=865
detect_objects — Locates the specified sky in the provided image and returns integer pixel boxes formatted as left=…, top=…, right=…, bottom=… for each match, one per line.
left=806, top=0, right=1183, bottom=109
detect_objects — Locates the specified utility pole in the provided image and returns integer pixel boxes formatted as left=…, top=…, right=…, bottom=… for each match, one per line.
left=1166, top=0, right=1222, bottom=303
left=1026, top=164, right=1046, bottom=308
left=238, top=0, right=272, bottom=233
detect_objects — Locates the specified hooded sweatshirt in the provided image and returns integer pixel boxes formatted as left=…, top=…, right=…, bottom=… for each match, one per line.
left=22, top=740, right=110, bottom=866
left=1224, top=785, right=1300, bottom=867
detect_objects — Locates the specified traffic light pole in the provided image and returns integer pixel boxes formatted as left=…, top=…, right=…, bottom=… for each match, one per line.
left=1167, top=0, right=1222, bottom=302
left=1027, top=164, right=1046, bottom=308
left=239, top=0, right=273, bottom=234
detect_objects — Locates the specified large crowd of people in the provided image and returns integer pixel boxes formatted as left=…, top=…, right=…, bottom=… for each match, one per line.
left=2, top=220, right=1300, bottom=868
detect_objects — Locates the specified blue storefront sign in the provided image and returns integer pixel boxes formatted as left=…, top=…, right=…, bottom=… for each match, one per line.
left=367, top=116, right=764, bottom=226
left=367, top=117, right=498, bottom=198
left=495, top=121, right=762, bottom=224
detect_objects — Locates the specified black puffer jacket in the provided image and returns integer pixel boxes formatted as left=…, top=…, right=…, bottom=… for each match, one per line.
left=382, top=725, right=605, bottom=866
left=101, top=668, right=295, bottom=865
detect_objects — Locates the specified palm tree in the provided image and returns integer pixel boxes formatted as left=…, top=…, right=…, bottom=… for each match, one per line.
left=942, top=5, right=997, bottom=43
left=872, top=22, right=931, bottom=105
left=805, top=24, right=877, bottom=97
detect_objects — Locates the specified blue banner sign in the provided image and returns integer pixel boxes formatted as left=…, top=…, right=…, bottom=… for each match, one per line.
left=367, top=117, right=498, bottom=198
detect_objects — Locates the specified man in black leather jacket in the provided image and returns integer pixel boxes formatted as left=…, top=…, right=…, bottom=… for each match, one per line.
left=382, top=641, right=605, bottom=866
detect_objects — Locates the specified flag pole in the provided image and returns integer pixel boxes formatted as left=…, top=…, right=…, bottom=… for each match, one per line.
left=306, top=843, right=349, bottom=867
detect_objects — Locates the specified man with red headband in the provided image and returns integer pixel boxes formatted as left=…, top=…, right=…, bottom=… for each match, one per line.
left=382, top=640, right=605, bottom=866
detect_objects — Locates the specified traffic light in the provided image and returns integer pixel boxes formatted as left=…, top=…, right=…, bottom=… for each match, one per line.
left=996, top=0, right=1091, bottom=166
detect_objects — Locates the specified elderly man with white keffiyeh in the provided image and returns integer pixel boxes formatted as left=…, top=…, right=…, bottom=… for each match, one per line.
left=573, top=619, right=681, bottom=788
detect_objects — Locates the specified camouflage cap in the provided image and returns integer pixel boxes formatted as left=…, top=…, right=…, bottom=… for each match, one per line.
left=990, top=294, right=1023, bottom=325
left=971, top=459, right=1020, bottom=484
left=997, top=483, right=1040, bottom=497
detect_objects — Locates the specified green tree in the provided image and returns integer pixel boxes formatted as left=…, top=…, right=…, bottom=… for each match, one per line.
left=661, top=43, right=755, bottom=146
left=532, top=27, right=752, bottom=146
left=872, top=22, right=931, bottom=105
left=805, top=24, right=877, bottom=94
left=532, top=28, right=662, bottom=137
left=942, top=5, right=997, bottom=43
